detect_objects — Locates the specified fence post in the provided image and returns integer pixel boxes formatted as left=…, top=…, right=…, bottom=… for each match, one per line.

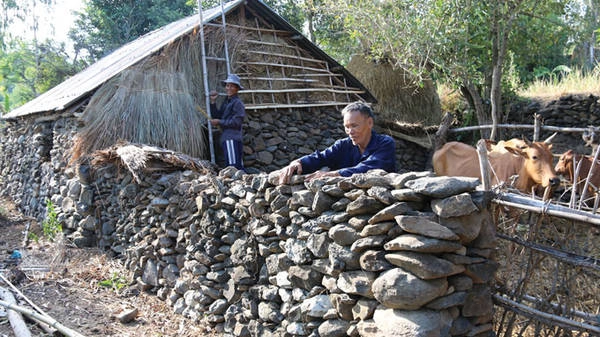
left=533, top=113, right=542, bottom=141
left=477, top=139, right=491, bottom=191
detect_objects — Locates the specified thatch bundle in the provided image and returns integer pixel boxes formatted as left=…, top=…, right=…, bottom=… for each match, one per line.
left=347, top=55, right=441, bottom=126
left=72, top=69, right=206, bottom=160
left=71, top=26, right=249, bottom=162
left=89, top=142, right=217, bottom=183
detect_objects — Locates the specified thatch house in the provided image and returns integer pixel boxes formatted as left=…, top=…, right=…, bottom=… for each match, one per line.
left=0, top=0, right=432, bottom=220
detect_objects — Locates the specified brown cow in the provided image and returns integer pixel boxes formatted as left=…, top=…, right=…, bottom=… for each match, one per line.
left=554, top=150, right=600, bottom=197
left=433, top=139, right=560, bottom=194
left=484, top=138, right=528, bottom=155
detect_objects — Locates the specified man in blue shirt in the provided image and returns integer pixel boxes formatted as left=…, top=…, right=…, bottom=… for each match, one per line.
left=210, top=74, right=246, bottom=171
left=278, top=101, right=396, bottom=184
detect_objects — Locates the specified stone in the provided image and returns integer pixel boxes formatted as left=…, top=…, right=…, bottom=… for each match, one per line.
left=368, top=202, right=413, bottom=224
left=360, top=221, right=395, bottom=236
left=395, top=215, right=459, bottom=241
left=329, top=224, right=360, bottom=246
left=288, top=265, right=323, bottom=289
left=438, top=210, right=489, bottom=244
left=385, top=251, right=465, bottom=279
left=329, top=293, right=355, bottom=320
left=346, top=195, right=385, bottom=215
left=425, top=291, right=467, bottom=310
left=384, top=234, right=464, bottom=253
left=372, top=268, right=448, bottom=310
left=431, top=192, right=479, bottom=218
left=373, top=308, right=445, bottom=337
left=367, top=186, right=395, bottom=205
left=337, top=271, right=376, bottom=298
left=359, top=250, right=393, bottom=272
left=313, top=190, right=336, bottom=214
left=390, top=188, right=426, bottom=202
left=464, top=260, right=500, bottom=284
left=352, top=299, right=378, bottom=320
left=318, top=319, right=350, bottom=337
left=406, top=176, right=480, bottom=198
left=300, top=294, right=333, bottom=317
left=463, top=285, right=493, bottom=317
left=350, top=235, right=387, bottom=253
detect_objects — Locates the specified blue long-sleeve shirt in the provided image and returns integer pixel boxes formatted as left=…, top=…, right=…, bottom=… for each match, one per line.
left=299, top=131, right=397, bottom=176
left=210, top=95, right=245, bottom=143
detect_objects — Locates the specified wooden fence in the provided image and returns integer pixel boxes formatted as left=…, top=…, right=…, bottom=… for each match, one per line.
left=449, top=120, right=600, bottom=337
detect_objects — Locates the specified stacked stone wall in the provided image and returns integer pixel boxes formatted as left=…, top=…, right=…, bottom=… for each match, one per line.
left=506, top=94, right=600, bottom=154
left=50, top=164, right=498, bottom=337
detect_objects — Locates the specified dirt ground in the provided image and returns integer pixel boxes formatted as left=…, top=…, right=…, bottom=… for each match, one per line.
left=0, top=198, right=221, bottom=337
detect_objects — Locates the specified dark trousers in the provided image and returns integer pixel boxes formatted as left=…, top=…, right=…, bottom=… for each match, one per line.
left=221, top=139, right=244, bottom=170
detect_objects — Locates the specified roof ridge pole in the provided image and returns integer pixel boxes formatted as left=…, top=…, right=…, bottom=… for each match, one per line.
left=198, top=0, right=216, bottom=163
left=220, top=0, right=231, bottom=75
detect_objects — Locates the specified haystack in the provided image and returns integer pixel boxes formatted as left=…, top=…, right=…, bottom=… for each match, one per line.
left=347, top=55, right=441, bottom=126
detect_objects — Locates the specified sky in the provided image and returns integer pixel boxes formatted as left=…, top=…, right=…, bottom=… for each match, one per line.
left=10, top=0, right=84, bottom=54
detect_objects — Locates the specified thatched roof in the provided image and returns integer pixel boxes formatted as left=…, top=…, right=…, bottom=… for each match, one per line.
left=3, top=0, right=374, bottom=120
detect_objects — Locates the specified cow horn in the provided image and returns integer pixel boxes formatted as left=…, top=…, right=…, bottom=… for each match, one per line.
left=544, top=132, right=557, bottom=144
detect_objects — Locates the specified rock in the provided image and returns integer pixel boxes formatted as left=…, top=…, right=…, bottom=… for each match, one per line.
left=385, top=251, right=465, bottom=279
left=384, top=234, right=464, bottom=253
left=372, top=268, right=447, bottom=310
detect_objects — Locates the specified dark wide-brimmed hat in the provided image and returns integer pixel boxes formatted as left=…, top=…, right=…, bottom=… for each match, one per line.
left=222, top=74, right=244, bottom=89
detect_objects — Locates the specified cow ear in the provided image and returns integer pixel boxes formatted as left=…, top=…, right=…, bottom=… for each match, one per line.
left=484, top=139, right=495, bottom=151
left=504, top=146, right=524, bottom=156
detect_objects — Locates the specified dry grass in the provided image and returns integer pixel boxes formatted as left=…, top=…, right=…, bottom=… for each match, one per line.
left=347, top=55, right=441, bottom=125
left=518, top=67, right=600, bottom=102
left=493, top=209, right=600, bottom=337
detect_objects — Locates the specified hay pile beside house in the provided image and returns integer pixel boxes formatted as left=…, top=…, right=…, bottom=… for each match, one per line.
left=347, top=54, right=441, bottom=125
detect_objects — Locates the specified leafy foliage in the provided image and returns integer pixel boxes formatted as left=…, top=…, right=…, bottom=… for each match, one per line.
left=0, top=38, right=79, bottom=111
left=99, top=272, right=128, bottom=292
left=69, top=0, right=195, bottom=62
left=41, top=199, right=62, bottom=241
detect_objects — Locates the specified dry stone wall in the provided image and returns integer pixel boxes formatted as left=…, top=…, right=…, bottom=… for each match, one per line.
left=50, top=163, right=498, bottom=337
left=505, top=94, right=600, bottom=154
left=0, top=108, right=427, bottom=222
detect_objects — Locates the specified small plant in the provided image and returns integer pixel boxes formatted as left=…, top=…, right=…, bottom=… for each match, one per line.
left=99, top=272, right=128, bottom=292
left=42, top=199, right=62, bottom=241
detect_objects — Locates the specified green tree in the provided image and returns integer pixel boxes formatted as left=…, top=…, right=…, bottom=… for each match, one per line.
left=70, top=0, right=195, bottom=62
left=317, top=0, right=573, bottom=137
left=0, top=38, right=78, bottom=111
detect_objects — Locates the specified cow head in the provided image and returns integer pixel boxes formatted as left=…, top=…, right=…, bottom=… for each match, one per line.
left=505, top=141, right=560, bottom=192
left=555, top=149, right=574, bottom=180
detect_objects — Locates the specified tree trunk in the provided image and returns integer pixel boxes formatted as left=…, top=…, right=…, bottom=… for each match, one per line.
left=461, top=82, right=490, bottom=139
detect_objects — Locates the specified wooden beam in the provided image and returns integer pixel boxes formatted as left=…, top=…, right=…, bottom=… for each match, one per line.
left=241, top=88, right=365, bottom=95
left=247, top=50, right=327, bottom=65
left=245, top=101, right=350, bottom=110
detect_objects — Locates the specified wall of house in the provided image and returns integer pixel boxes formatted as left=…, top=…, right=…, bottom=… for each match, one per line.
left=0, top=107, right=429, bottom=222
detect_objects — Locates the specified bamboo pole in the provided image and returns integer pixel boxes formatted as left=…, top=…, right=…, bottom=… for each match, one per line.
left=496, top=233, right=600, bottom=271
left=450, top=124, right=592, bottom=134
left=493, top=192, right=600, bottom=226
left=0, top=299, right=86, bottom=337
left=0, top=287, right=32, bottom=337
left=579, top=144, right=600, bottom=208
left=493, top=294, right=600, bottom=334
